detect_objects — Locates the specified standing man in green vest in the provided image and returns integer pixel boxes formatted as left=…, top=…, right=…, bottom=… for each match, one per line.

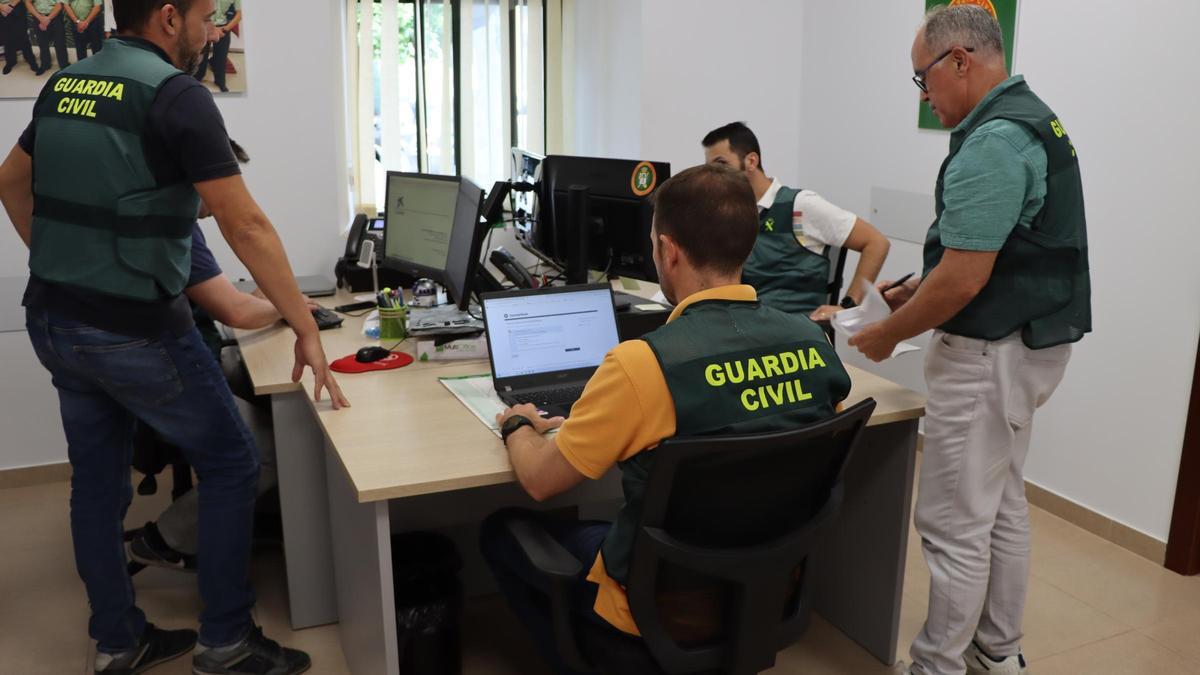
left=63, top=0, right=103, bottom=61
left=0, top=1, right=347, bottom=673
left=850, top=7, right=1089, bottom=675
left=702, top=121, right=891, bottom=321
left=478, top=164, right=852, bottom=673
left=25, top=0, right=69, bottom=74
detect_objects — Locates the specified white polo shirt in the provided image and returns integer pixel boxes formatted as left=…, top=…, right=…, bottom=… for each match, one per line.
left=103, top=0, right=115, bottom=32
left=757, top=177, right=858, bottom=255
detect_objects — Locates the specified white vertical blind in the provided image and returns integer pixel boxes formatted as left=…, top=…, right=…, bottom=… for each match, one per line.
left=457, top=0, right=476, bottom=182
left=346, top=0, right=363, bottom=210
left=545, top=0, right=573, bottom=155
left=379, top=0, right=404, bottom=175
left=439, top=0, right=454, bottom=171
left=498, top=0, right=513, bottom=184
left=524, top=0, right=545, bottom=155
left=354, top=0, right=377, bottom=208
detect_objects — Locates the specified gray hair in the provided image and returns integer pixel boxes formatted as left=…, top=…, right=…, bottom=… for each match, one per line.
left=922, top=5, right=1004, bottom=57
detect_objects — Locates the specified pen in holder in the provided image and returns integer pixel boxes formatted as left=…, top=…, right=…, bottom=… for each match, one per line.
left=378, top=305, right=408, bottom=341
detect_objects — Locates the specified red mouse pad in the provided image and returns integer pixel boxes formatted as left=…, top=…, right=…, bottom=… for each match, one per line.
left=331, top=351, right=415, bottom=373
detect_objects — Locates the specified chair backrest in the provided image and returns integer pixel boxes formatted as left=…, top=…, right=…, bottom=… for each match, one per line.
left=621, top=398, right=877, bottom=675
left=825, top=244, right=849, bottom=306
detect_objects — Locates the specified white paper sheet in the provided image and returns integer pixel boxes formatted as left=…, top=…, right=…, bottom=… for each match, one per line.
left=831, top=281, right=921, bottom=359
left=439, top=373, right=559, bottom=438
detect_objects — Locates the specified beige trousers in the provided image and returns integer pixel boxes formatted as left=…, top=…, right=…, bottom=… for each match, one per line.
left=909, top=330, right=1071, bottom=675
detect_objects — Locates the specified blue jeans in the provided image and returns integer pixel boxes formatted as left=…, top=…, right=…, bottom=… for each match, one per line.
left=25, top=308, right=259, bottom=653
left=479, top=507, right=614, bottom=675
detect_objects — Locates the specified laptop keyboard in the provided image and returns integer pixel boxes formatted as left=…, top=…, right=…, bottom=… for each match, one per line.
left=512, top=385, right=585, bottom=407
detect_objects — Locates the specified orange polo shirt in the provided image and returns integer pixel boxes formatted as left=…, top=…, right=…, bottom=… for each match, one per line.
left=554, top=284, right=758, bottom=636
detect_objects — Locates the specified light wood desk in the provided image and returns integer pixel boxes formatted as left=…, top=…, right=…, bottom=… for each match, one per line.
left=236, top=284, right=925, bottom=675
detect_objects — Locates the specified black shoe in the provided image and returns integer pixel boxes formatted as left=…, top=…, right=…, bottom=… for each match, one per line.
left=35, top=67, right=47, bottom=76
left=129, top=521, right=197, bottom=572
left=94, top=623, right=197, bottom=674
left=192, top=626, right=311, bottom=675
left=2, top=64, right=13, bottom=75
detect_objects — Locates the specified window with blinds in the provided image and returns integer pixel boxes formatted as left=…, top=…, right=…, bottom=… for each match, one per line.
left=347, top=0, right=550, bottom=211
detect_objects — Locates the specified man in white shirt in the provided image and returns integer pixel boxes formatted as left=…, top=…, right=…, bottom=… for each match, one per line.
left=703, top=121, right=890, bottom=320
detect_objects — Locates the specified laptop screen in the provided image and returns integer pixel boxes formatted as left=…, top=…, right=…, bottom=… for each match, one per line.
left=484, top=287, right=620, bottom=380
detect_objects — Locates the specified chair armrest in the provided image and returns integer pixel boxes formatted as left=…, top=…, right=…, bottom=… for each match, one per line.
left=506, top=517, right=584, bottom=579
left=504, top=517, right=596, bottom=673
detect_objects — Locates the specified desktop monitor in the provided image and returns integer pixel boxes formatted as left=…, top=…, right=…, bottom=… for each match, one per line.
left=382, top=171, right=486, bottom=310
left=529, top=155, right=670, bottom=282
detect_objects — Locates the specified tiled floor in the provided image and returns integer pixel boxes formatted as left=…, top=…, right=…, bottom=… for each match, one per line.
left=1, top=474, right=1198, bottom=674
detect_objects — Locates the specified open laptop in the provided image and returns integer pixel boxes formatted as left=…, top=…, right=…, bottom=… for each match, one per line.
left=481, top=284, right=621, bottom=418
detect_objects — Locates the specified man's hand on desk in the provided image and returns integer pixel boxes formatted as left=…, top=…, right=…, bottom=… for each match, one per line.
left=292, top=333, right=351, bottom=409
left=496, top=403, right=564, bottom=436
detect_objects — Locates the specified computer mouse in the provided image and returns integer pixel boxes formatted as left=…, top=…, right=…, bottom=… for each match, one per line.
left=355, top=346, right=393, bottom=363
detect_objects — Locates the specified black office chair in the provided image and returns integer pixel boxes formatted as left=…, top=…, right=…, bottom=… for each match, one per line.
left=507, top=398, right=877, bottom=675
left=812, top=244, right=849, bottom=342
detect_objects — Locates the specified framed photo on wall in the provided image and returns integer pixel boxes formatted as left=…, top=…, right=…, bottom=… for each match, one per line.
left=918, top=0, right=1018, bottom=130
left=0, top=0, right=246, bottom=100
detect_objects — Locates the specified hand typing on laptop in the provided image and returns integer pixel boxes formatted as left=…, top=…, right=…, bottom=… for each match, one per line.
left=496, top=404, right=565, bottom=436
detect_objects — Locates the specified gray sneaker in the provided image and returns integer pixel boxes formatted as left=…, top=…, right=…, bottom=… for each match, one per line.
left=192, top=626, right=310, bottom=675
left=964, top=641, right=1030, bottom=675
left=94, top=623, right=197, bottom=674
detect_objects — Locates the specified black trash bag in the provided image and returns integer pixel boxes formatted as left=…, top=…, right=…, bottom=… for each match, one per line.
left=392, top=532, right=464, bottom=675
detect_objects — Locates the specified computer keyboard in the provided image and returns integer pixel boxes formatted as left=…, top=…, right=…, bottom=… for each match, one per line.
left=512, top=385, right=585, bottom=407
left=312, top=307, right=344, bottom=330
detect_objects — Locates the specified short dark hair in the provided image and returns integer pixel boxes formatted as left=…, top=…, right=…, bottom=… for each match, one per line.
left=701, top=121, right=764, bottom=172
left=115, top=0, right=197, bottom=33
left=652, top=164, right=758, bottom=276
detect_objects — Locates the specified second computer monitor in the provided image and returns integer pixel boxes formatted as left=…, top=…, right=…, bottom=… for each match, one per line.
left=532, top=155, right=670, bottom=282
left=382, top=171, right=485, bottom=310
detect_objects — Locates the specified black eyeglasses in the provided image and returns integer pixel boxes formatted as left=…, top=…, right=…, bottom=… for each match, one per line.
left=912, top=46, right=974, bottom=93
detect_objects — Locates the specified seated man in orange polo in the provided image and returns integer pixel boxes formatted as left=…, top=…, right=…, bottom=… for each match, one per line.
left=479, top=163, right=852, bottom=673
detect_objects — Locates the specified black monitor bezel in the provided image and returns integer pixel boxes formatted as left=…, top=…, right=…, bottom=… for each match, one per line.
left=531, top=155, right=669, bottom=283
left=480, top=283, right=618, bottom=392
left=381, top=171, right=487, bottom=310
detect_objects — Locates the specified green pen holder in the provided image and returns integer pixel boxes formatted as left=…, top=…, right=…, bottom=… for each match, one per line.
left=378, top=306, right=408, bottom=341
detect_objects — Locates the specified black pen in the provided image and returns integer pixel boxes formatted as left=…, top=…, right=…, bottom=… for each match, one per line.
left=881, top=272, right=915, bottom=294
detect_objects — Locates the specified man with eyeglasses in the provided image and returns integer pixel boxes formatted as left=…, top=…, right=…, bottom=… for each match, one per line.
left=849, top=5, right=1090, bottom=675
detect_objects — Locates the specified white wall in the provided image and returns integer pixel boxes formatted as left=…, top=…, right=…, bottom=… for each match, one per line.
left=569, top=0, right=805, bottom=176
left=0, top=0, right=351, bottom=470
left=192, top=1, right=352, bottom=281
left=637, top=0, right=804, bottom=180
left=798, top=1, right=1200, bottom=542
left=570, top=0, right=643, bottom=158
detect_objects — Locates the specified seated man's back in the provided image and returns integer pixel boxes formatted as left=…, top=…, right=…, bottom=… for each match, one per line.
left=481, top=164, right=853, bottom=674
left=562, top=283, right=850, bottom=635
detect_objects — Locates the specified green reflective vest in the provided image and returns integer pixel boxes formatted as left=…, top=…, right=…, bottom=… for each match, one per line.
left=923, top=80, right=1091, bottom=348
left=599, top=299, right=851, bottom=584
left=741, top=187, right=832, bottom=315
left=29, top=38, right=199, bottom=302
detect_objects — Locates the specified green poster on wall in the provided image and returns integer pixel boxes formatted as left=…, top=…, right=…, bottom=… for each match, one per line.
left=918, top=0, right=1018, bottom=130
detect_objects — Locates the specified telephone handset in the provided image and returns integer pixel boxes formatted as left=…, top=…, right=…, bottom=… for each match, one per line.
left=490, top=247, right=536, bottom=289
left=344, top=212, right=386, bottom=260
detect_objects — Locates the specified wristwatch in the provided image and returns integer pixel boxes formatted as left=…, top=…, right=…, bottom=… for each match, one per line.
left=839, top=295, right=858, bottom=309
left=500, top=414, right=535, bottom=443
